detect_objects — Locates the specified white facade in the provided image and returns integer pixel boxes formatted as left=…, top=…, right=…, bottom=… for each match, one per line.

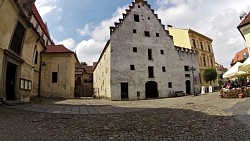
left=93, top=0, right=200, bottom=100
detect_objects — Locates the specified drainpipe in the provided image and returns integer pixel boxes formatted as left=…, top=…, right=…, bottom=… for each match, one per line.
left=38, top=54, right=42, bottom=102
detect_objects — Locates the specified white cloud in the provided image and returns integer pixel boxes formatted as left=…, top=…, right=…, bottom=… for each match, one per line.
left=56, top=25, right=63, bottom=32
left=35, top=0, right=60, bottom=17
left=77, top=24, right=91, bottom=36
left=57, top=38, right=76, bottom=50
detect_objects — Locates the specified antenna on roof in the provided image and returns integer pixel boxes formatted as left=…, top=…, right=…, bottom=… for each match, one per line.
left=240, top=12, right=247, bottom=20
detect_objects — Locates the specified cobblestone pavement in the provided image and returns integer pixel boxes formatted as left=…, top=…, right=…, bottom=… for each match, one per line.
left=1, top=92, right=250, bottom=140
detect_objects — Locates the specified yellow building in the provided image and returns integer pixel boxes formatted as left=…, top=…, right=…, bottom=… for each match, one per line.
left=169, top=26, right=217, bottom=89
left=0, top=0, right=78, bottom=101
left=41, top=45, right=78, bottom=98
left=238, top=12, right=250, bottom=53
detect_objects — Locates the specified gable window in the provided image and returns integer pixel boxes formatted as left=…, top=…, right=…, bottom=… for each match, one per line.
left=156, top=33, right=159, bottom=37
left=184, top=66, right=189, bottom=71
left=144, top=31, right=150, bottom=37
left=192, top=39, right=196, bottom=48
left=162, top=66, right=166, bottom=72
left=130, top=65, right=135, bottom=70
left=148, top=49, right=153, bottom=60
left=133, top=29, right=137, bottom=34
left=9, top=21, right=26, bottom=55
left=168, top=82, right=172, bottom=88
left=160, top=50, right=164, bottom=55
left=134, top=14, right=140, bottom=22
left=133, top=47, right=137, bottom=52
left=148, top=66, right=154, bottom=78
left=52, top=72, right=58, bottom=83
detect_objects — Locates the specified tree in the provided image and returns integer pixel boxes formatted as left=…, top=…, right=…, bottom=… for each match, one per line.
left=80, top=61, right=87, bottom=66
left=203, top=68, right=217, bottom=85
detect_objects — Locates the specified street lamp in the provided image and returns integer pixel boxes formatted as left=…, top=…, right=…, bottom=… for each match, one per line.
left=190, top=66, right=197, bottom=96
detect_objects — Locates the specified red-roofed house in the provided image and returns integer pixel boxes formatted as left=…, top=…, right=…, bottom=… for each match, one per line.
left=75, top=64, right=93, bottom=97
left=230, top=48, right=249, bottom=66
left=238, top=12, right=250, bottom=53
left=40, top=45, right=78, bottom=98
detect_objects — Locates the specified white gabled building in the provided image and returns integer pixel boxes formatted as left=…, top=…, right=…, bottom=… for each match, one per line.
left=93, top=0, right=200, bottom=100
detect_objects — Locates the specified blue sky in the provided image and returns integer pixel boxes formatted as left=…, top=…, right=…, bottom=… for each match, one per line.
left=36, top=0, right=250, bottom=67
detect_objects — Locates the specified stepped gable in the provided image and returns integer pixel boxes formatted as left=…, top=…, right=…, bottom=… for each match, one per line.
left=110, top=0, right=170, bottom=37
left=175, top=46, right=197, bottom=54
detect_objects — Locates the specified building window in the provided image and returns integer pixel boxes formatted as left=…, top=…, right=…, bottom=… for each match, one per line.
left=208, top=45, right=211, bottom=52
left=156, top=33, right=159, bottom=37
left=52, top=72, right=58, bottom=83
left=138, top=5, right=140, bottom=8
left=144, top=31, right=150, bottom=37
left=133, top=29, right=137, bottom=34
left=200, top=42, right=203, bottom=50
left=243, top=52, right=248, bottom=59
left=148, top=66, right=154, bottom=78
left=10, top=21, right=26, bottom=55
left=133, top=47, right=137, bottom=52
left=130, top=65, right=135, bottom=70
left=34, top=50, right=38, bottom=64
left=203, top=57, right=206, bottom=66
left=192, top=39, right=196, bottom=48
left=184, top=66, right=189, bottom=71
left=168, top=82, right=172, bottom=88
left=185, top=74, right=191, bottom=77
left=160, top=50, right=164, bottom=55
left=134, top=14, right=140, bottom=22
left=148, top=17, right=150, bottom=20
left=162, top=66, right=166, bottom=72
left=210, top=59, right=213, bottom=67
left=148, top=49, right=153, bottom=60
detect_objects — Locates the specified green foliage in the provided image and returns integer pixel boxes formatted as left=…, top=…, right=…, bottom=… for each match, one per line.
left=203, top=68, right=217, bottom=85
left=80, top=61, right=87, bottom=66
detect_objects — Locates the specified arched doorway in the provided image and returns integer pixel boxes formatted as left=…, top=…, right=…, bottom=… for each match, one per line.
left=145, top=81, right=158, bottom=98
left=186, top=80, right=191, bottom=95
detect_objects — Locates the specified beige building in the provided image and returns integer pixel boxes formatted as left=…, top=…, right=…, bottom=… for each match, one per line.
left=238, top=12, right=250, bottom=53
left=75, top=64, right=94, bottom=97
left=40, top=45, right=78, bottom=98
left=0, top=0, right=77, bottom=101
left=93, top=0, right=200, bottom=100
left=169, top=27, right=217, bottom=89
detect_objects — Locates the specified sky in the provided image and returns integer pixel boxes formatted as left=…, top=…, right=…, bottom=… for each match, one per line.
left=35, top=0, right=250, bottom=68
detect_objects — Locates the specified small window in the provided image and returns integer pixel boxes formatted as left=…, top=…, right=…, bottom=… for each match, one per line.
left=130, top=65, right=135, bottom=70
left=162, top=66, right=166, bottom=72
left=148, top=17, right=150, bottom=20
left=184, top=66, right=189, bottom=71
left=160, top=50, right=164, bottom=55
left=52, top=72, right=58, bottom=83
left=203, top=57, right=206, bottom=66
left=133, top=47, right=137, bottom=52
left=134, top=14, right=140, bottom=22
left=148, top=49, right=153, bottom=60
left=208, top=45, right=211, bottom=52
left=168, top=82, right=172, bottom=88
left=138, top=5, right=140, bottom=8
left=185, top=74, right=191, bottom=77
left=144, top=31, right=150, bottom=37
left=200, top=42, right=203, bottom=50
left=192, top=39, right=196, bottom=48
left=210, top=59, right=213, bottom=67
left=34, top=50, right=38, bottom=64
left=156, top=33, right=159, bottom=37
left=148, top=66, right=154, bottom=78
left=133, top=29, right=137, bottom=34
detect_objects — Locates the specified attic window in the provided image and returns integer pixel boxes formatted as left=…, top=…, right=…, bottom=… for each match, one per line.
left=134, top=14, right=140, bottom=22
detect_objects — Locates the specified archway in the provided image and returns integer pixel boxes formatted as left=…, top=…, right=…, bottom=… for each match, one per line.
left=145, top=81, right=158, bottom=98
left=186, top=80, right=191, bottom=95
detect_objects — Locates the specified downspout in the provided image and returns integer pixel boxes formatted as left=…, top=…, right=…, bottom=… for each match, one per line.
left=38, top=53, right=42, bottom=102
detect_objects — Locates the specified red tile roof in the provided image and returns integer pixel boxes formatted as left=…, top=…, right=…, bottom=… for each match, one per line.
left=32, top=3, right=52, bottom=42
left=231, top=48, right=249, bottom=65
left=43, top=45, right=74, bottom=53
left=83, top=66, right=94, bottom=74
left=238, top=12, right=250, bottom=28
